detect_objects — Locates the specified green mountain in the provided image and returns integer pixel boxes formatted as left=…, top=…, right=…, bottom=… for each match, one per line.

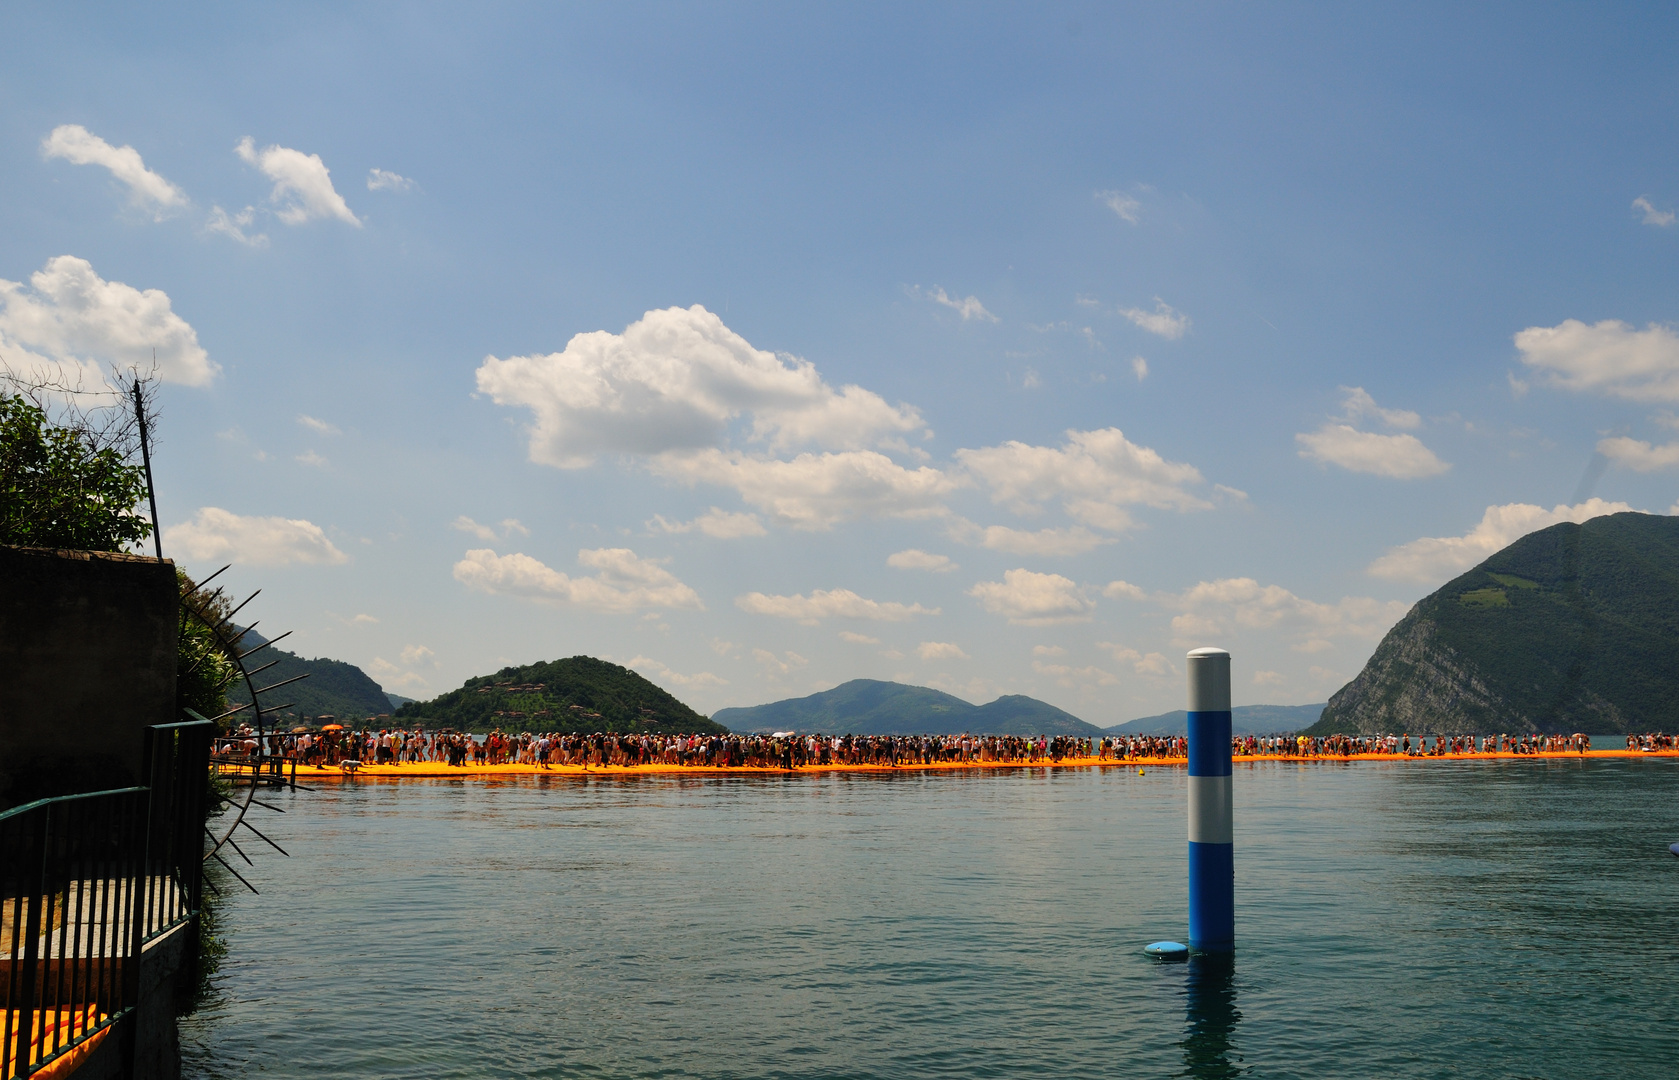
left=392, top=655, right=724, bottom=734
left=1106, top=703, right=1325, bottom=736
left=1306, top=511, right=1679, bottom=736
left=228, top=628, right=396, bottom=725
left=712, top=679, right=1104, bottom=736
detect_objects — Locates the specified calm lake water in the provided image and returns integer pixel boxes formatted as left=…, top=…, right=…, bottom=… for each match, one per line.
left=181, top=757, right=1679, bottom=1079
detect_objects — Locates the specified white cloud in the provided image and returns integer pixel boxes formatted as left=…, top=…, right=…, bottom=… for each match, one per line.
left=453, top=516, right=529, bottom=541
left=1514, top=319, right=1679, bottom=403
left=838, top=631, right=880, bottom=645
left=1161, top=578, right=1408, bottom=650
left=205, top=205, right=267, bottom=247
left=887, top=549, right=957, bottom=572
left=1117, top=298, right=1189, bottom=340
left=912, top=285, right=999, bottom=323
left=1032, top=644, right=1064, bottom=656
left=235, top=136, right=360, bottom=227
left=368, top=657, right=431, bottom=694
left=1597, top=436, right=1679, bottom=472
left=736, top=588, right=937, bottom=623
left=0, top=255, right=217, bottom=387
left=1633, top=196, right=1676, bottom=227
left=629, top=655, right=727, bottom=688
left=400, top=644, right=438, bottom=668
left=164, top=507, right=348, bottom=567
left=1097, top=642, right=1173, bottom=676
left=649, top=507, right=767, bottom=538
left=1102, top=580, right=1147, bottom=601
left=1131, top=356, right=1148, bottom=381
left=297, top=414, right=338, bottom=434
left=1032, top=661, right=1119, bottom=687
left=41, top=125, right=187, bottom=219
left=479, top=305, right=924, bottom=467
left=1338, top=386, right=1421, bottom=430
left=1296, top=426, right=1449, bottom=479
left=367, top=168, right=414, bottom=192
left=957, top=427, right=1210, bottom=533
left=963, top=522, right=1110, bottom=557
left=1095, top=189, right=1141, bottom=223
left=752, top=649, right=808, bottom=676
left=1367, top=499, right=1635, bottom=583
left=295, top=450, right=329, bottom=468
left=969, top=569, right=1093, bottom=625
left=453, top=547, right=703, bottom=613
left=651, top=447, right=954, bottom=530
left=917, top=641, right=969, bottom=661
left=1253, top=670, right=1286, bottom=688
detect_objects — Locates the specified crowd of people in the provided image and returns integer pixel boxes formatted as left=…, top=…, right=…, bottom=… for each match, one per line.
left=215, top=725, right=1676, bottom=770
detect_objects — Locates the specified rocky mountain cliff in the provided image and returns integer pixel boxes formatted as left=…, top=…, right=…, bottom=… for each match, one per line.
left=1307, top=512, right=1679, bottom=736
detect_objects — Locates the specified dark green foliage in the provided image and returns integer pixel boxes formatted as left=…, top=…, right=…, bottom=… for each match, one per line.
left=1106, top=703, right=1325, bottom=736
left=1310, top=512, right=1679, bottom=734
left=226, top=628, right=398, bottom=724
left=177, top=571, right=233, bottom=725
left=393, top=655, right=722, bottom=734
left=712, top=679, right=1103, bottom=735
left=0, top=392, right=151, bottom=551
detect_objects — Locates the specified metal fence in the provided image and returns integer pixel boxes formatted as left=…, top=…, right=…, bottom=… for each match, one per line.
left=1, top=720, right=211, bottom=1079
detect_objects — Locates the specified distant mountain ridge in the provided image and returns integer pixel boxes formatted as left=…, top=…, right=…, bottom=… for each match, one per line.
left=229, top=628, right=396, bottom=723
left=1105, top=703, right=1324, bottom=736
left=712, top=679, right=1104, bottom=736
left=393, top=655, right=725, bottom=734
left=1307, top=512, right=1679, bottom=736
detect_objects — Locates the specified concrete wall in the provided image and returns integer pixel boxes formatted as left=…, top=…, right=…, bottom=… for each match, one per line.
left=0, top=546, right=178, bottom=810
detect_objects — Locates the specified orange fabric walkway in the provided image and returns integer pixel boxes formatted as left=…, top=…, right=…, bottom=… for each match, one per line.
left=275, top=747, right=1679, bottom=781
left=2, top=1006, right=109, bottom=1080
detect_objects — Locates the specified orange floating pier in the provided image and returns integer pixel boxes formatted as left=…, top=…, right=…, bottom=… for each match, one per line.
left=274, top=747, right=1679, bottom=781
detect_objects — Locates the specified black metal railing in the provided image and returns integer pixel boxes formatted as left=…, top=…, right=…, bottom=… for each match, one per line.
left=0, top=719, right=211, bottom=1079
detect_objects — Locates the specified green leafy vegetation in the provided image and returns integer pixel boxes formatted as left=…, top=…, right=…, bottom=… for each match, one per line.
left=225, top=628, right=399, bottom=725
left=712, top=679, right=1103, bottom=735
left=1310, top=512, right=1679, bottom=734
left=392, top=656, right=723, bottom=734
left=0, top=390, right=151, bottom=552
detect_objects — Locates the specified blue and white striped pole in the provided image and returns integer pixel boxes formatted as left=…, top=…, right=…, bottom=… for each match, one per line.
left=1187, top=647, right=1234, bottom=954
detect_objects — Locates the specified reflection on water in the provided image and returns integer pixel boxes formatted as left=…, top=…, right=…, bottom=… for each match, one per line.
left=1180, top=955, right=1242, bottom=1079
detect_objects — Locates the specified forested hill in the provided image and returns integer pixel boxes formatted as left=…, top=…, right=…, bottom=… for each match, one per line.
left=392, top=656, right=724, bottom=734
left=228, top=628, right=395, bottom=724
left=1307, top=512, right=1679, bottom=736
left=1107, top=704, right=1325, bottom=736
left=712, top=679, right=1103, bottom=736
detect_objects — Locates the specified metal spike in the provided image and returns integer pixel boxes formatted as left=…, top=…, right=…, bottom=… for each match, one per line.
left=237, top=817, right=289, bottom=857
left=210, top=852, right=258, bottom=894
left=224, top=833, right=255, bottom=867
left=237, top=629, right=292, bottom=661
left=252, top=672, right=310, bottom=697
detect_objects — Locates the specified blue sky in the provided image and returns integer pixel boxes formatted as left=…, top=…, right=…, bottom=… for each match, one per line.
left=4, top=3, right=1678, bottom=721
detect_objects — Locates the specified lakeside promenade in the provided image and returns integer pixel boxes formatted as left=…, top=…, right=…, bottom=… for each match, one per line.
left=271, top=746, right=1679, bottom=781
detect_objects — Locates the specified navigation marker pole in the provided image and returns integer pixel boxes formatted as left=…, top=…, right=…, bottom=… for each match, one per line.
left=1187, top=647, right=1234, bottom=954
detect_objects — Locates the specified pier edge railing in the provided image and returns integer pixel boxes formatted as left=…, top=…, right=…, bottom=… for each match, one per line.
left=1, top=719, right=212, bottom=1079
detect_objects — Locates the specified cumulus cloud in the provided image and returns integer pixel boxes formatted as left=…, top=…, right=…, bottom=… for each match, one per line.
left=887, top=549, right=956, bottom=572
left=1101, top=580, right=1147, bottom=601
left=235, top=137, right=360, bottom=226
left=164, top=507, right=348, bottom=567
left=969, top=568, right=1093, bottom=625
left=1296, top=387, right=1446, bottom=478
left=453, top=547, right=703, bottom=613
left=649, top=507, right=767, bottom=538
left=1253, top=670, right=1286, bottom=687
left=1633, top=196, right=1676, bottom=227
left=0, top=256, right=216, bottom=387
left=1597, top=436, right=1679, bottom=471
left=400, top=644, right=438, bottom=668
left=42, top=125, right=187, bottom=218
left=752, top=649, right=808, bottom=676
left=478, top=305, right=924, bottom=467
left=651, top=447, right=954, bottom=530
left=948, top=521, right=1110, bottom=557
left=1131, top=356, right=1149, bottom=381
left=1096, top=189, right=1141, bottom=223
left=736, top=588, right=937, bottom=623
left=1161, top=578, right=1408, bottom=650
left=629, top=655, right=727, bottom=688
left=1366, top=499, right=1634, bottom=583
left=911, top=285, right=998, bottom=323
left=297, top=414, right=338, bottom=434
left=1032, top=660, right=1118, bottom=687
left=957, top=427, right=1209, bottom=533
left=1117, top=298, right=1189, bottom=340
left=1097, top=642, right=1173, bottom=676
left=1514, top=319, right=1679, bottom=403
left=917, top=641, right=969, bottom=661
left=205, top=205, right=267, bottom=248
left=1296, top=425, right=1450, bottom=479
left=367, top=168, right=414, bottom=192
left=838, top=631, right=881, bottom=644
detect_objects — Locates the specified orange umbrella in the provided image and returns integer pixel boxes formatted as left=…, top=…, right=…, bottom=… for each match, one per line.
left=320, top=723, right=345, bottom=731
